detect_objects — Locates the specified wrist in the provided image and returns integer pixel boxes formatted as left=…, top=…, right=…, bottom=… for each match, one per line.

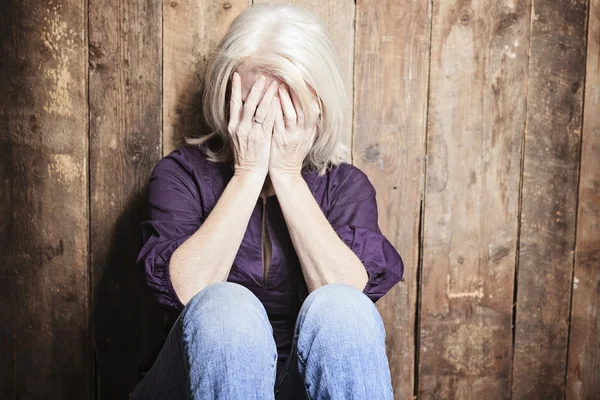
left=233, top=167, right=268, bottom=180
left=231, top=171, right=267, bottom=188
left=269, top=169, right=303, bottom=188
left=269, top=168, right=302, bottom=181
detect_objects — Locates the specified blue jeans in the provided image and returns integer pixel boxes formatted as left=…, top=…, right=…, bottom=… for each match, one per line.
left=129, top=282, right=394, bottom=399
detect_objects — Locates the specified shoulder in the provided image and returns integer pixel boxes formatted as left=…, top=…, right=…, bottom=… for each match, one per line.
left=329, top=162, right=375, bottom=194
left=151, top=144, right=219, bottom=182
left=329, top=161, right=371, bottom=181
left=148, top=145, right=223, bottom=204
left=326, top=162, right=376, bottom=205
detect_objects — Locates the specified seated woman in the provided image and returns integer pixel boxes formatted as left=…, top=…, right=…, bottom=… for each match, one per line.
left=130, top=4, right=404, bottom=400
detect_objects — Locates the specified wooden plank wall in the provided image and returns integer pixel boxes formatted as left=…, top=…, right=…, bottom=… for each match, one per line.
left=88, top=0, right=164, bottom=397
left=512, top=0, right=588, bottom=398
left=0, top=0, right=91, bottom=398
left=0, top=0, right=598, bottom=399
left=567, top=0, right=600, bottom=396
left=353, top=1, right=428, bottom=397
left=421, top=0, right=528, bottom=397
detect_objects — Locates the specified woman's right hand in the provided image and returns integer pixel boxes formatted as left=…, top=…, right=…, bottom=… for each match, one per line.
left=228, top=72, right=280, bottom=177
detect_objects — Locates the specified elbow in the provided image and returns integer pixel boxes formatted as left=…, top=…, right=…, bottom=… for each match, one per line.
left=169, top=252, right=229, bottom=307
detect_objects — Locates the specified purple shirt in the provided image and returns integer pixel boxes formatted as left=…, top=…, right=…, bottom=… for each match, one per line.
left=136, top=144, right=404, bottom=377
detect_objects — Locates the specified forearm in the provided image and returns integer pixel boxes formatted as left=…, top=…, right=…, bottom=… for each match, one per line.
left=170, top=172, right=264, bottom=305
left=270, top=172, right=369, bottom=293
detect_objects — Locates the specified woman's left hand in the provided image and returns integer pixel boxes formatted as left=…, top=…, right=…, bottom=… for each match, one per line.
left=269, top=85, right=318, bottom=177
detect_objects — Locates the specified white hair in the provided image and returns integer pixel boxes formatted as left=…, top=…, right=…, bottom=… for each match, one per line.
left=185, top=4, right=351, bottom=176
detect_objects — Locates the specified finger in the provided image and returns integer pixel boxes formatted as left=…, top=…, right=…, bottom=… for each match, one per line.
left=254, top=80, right=279, bottom=124
left=240, top=75, right=267, bottom=131
left=289, top=89, right=305, bottom=129
left=263, top=94, right=279, bottom=135
left=278, top=85, right=297, bottom=131
left=228, top=72, right=242, bottom=131
left=273, top=97, right=285, bottom=135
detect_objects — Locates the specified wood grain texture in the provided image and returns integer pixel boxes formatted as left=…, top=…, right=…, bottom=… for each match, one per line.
left=163, top=0, right=250, bottom=154
left=353, top=0, right=430, bottom=398
left=252, top=0, right=355, bottom=152
left=420, top=0, right=530, bottom=398
left=566, top=0, right=600, bottom=398
left=0, top=0, right=90, bottom=398
left=88, top=0, right=165, bottom=398
left=512, top=0, right=588, bottom=398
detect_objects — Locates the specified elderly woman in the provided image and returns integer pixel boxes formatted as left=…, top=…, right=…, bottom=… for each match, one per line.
left=130, top=4, right=404, bottom=400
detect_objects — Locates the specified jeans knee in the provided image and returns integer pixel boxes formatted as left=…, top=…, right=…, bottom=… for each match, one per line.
left=183, top=282, right=261, bottom=318
left=181, top=282, right=273, bottom=349
left=299, top=283, right=385, bottom=340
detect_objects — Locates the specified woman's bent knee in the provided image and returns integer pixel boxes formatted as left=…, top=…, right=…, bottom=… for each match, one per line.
left=183, top=282, right=265, bottom=318
left=298, top=282, right=386, bottom=340
left=180, top=281, right=274, bottom=347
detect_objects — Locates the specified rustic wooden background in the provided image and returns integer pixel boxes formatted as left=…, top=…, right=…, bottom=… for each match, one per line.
left=1, top=0, right=598, bottom=399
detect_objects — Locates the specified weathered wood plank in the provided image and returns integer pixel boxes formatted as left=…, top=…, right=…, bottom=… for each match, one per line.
left=163, top=0, right=250, bottom=154
left=566, top=0, right=600, bottom=398
left=252, top=0, right=355, bottom=152
left=0, top=0, right=90, bottom=398
left=512, top=0, right=588, bottom=398
left=420, top=1, right=530, bottom=398
left=353, top=0, right=429, bottom=398
left=88, top=0, right=164, bottom=398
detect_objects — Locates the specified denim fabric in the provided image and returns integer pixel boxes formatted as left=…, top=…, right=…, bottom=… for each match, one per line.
left=129, top=281, right=394, bottom=399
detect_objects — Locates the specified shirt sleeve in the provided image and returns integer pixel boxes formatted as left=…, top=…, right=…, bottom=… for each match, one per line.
left=326, top=165, right=404, bottom=303
left=136, top=149, right=204, bottom=314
